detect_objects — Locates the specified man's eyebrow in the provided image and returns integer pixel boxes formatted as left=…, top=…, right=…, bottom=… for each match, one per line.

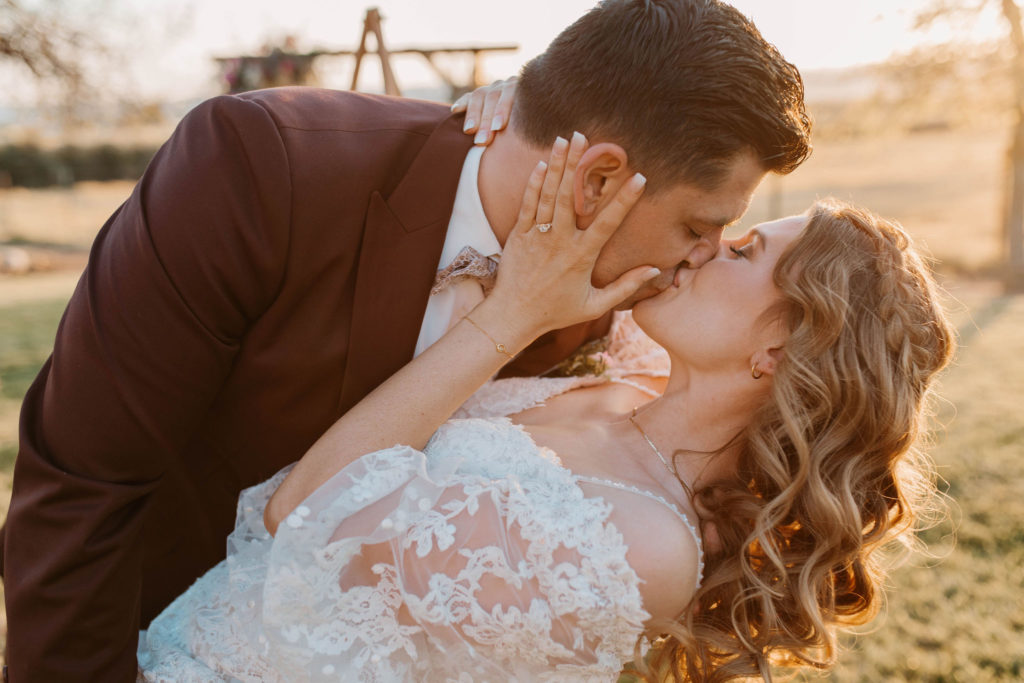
left=694, top=217, right=731, bottom=231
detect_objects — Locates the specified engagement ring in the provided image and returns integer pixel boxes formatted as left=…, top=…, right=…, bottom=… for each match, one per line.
left=535, top=223, right=552, bottom=233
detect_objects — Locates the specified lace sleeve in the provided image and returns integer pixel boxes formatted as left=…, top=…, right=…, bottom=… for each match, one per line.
left=603, top=310, right=669, bottom=379
left=254, top=424, right=650, bottom=681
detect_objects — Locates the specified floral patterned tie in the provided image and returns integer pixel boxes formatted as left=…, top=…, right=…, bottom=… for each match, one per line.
left=433, top=246, right=609, bottom=378
left=431, top=246, right=498, bottom=295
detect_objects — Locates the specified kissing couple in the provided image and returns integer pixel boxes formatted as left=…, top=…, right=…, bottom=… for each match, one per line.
left=2, top=1, right=954, bottom=681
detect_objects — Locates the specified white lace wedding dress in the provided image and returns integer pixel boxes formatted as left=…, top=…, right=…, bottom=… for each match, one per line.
left=136, top=314, right=703, bottom=682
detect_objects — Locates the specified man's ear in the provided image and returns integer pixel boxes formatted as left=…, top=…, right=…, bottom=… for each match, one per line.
left=574, top=142, right=630, bottom=226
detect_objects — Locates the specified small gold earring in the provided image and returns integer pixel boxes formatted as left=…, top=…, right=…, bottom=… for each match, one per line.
left=751, top=363, right=764, bottom=380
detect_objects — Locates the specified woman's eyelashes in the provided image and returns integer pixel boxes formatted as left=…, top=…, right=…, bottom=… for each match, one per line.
left=728, top=234, right=758, bottom=258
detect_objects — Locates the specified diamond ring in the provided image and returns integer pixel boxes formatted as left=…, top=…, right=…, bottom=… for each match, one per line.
left=535, top=223, right=552, bottom=233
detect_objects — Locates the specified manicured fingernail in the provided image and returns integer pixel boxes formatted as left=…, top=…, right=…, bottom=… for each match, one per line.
left=632, top=173, right=647, bottom=190
left=554, top=136, right=568, bottom=150
left=571, top=131, right=586, bottom=146
left=644, top=267, right=661, bottom=280
left=490, top=115, right=503, bottom=131
left=474, top=129, right=489, bottom=144
left=463, top=119, right=476, bottom=132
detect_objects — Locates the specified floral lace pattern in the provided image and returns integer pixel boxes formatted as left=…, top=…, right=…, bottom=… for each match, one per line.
left=137, top=315, right=694, bottom=682
left=138, top=418, right=682, bottom=681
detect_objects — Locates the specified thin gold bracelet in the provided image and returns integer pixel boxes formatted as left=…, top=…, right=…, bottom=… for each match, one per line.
left=463, top=315, right=515, bottom=360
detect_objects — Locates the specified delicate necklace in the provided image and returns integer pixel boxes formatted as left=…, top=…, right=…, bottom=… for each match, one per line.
left=628, top=406, right=678, bottom=478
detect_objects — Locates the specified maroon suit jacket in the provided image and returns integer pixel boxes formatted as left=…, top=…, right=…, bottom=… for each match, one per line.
left=0, top=88, right=609, bottom=681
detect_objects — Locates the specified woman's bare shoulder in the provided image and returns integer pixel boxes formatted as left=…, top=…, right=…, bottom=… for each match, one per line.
left=584, top=483, right=703, bottom=622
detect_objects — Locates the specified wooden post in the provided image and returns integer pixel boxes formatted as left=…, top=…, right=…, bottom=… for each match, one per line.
left=1006, top=123, right=1024, bottom=291
left=350, top=12, right=369, bottom=92
left=1001, top=0, right=1024, bottom=291
left=368, top=8, right=401, bottom=96
left=350, top=7, right=401, bottom=97
left=472, top=50, right=484, bottom=88
left=418, top=51, right=459, bottom=99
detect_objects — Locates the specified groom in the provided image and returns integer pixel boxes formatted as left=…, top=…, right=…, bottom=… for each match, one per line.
left=0, top=0, right=809, bottom=680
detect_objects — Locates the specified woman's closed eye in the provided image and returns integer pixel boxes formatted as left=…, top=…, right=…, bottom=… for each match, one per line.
left=728, top=232, right=760, bottom=258
left=729, top=243, right=752, bottom=258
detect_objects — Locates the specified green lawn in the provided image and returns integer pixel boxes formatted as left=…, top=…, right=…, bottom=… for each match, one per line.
left=0, top=298, right=67, bottom=484
left=821, top=282, right=1024, bottom=682
left=0, top=296, right=70, bottom=659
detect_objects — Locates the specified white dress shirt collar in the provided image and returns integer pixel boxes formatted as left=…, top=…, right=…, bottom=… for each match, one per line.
left=440, top=145, right=501, bottom=263
left=414, top=145, right=501, bottom=356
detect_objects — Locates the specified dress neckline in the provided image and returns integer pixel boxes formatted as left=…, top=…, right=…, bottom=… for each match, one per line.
left=496, top=416, right=705, bottom=583
left=574, top=475, right=705, bottom=582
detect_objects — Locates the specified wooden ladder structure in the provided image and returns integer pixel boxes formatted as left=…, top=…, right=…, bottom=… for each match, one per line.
left=214, top=7, right=517, bottom=100
left=347, top=7, right=517, bottom=99
left=350, top=8, right=401, bottom=96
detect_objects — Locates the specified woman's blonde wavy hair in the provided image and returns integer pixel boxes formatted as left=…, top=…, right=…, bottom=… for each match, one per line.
left=641, top=199, right=956, bottom=681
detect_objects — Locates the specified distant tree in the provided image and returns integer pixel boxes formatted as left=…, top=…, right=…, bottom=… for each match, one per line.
left=915, top=0, right=1024, bottom=289
left=0, top=0, right=98, bottom=107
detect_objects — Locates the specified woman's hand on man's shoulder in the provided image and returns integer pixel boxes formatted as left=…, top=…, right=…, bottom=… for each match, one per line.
left=451, top=77, right=517, bottom=146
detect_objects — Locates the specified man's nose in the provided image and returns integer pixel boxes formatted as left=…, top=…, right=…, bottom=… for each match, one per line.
left=687, top=232, right=722, bottom=268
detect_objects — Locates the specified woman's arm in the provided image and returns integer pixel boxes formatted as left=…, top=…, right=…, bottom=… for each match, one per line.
left=265, top=133, right=653, bottom=534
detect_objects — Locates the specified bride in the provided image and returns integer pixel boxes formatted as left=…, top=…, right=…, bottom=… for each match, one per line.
left=137, top=134, right=954, bottom=682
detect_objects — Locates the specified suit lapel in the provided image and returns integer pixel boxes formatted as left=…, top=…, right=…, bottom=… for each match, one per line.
left=339, top=116, right=473, bottom=413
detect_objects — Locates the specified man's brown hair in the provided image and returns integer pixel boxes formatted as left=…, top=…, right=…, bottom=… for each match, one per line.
left=514, top=0, right=812, bottom=191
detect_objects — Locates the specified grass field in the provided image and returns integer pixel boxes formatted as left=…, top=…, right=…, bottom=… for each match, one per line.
left=824, top=279, right=1024, bottom=681
left=1, top=124, right=1022, bottom=680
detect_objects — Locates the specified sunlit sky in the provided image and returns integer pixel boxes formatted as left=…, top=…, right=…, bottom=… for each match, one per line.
left=2, top=0, right=1008, bottom=108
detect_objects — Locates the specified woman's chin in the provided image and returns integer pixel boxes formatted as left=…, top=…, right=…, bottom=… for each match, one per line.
left=631, top=284, right=682, bottom=350
left=630, top=295, right=658, bottom=331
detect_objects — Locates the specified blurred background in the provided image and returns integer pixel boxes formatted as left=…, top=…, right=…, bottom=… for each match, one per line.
left=1, top=0, right=1022, bottom=679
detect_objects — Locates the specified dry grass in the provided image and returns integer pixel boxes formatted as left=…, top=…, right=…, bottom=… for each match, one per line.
left=736, top=126, right=1008, bottom=273
left=821, top=279, right=1024, bottom=682
left=0, top=180, right=136, bottom=248
left=1, top=123, right=1022, bottom=680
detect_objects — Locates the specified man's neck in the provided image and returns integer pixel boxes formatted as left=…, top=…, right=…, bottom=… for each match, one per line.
left=477, top=123, right=547, bottom=247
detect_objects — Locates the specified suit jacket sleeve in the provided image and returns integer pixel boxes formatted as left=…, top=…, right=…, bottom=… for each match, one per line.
left=3, top=94, right=292, bottom=681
